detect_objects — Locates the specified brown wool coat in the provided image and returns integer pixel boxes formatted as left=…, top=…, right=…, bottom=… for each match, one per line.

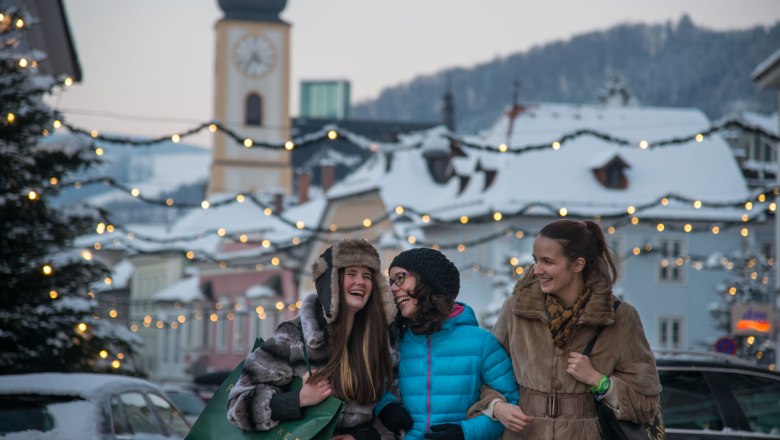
left=491, top=271, right=661, bottom=440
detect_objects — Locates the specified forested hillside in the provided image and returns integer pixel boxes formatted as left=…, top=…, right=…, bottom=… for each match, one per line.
left=352, top=16, right=780, bottom=132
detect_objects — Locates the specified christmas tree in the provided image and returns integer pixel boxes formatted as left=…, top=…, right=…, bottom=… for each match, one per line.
left=709, top=238, right=776, bottom=366
left=0, top=5, right=141, bottom=374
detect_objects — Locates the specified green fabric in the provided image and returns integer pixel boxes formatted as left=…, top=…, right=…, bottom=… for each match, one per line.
left=185, top=338, right=343, bottom=440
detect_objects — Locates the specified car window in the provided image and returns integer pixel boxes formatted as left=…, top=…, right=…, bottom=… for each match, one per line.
left=148, top=392, right=190, bottom=436
left=119, top=392, right=162, bottom=435
left=110, top=395, right=132, bottom=435
left=166, top=391, right=205, bottom=415
left=659, top=369, right=723, bottom=431
left=0, top=400, right=55, bottom=434
left=726, top=372, right=780, bottom=435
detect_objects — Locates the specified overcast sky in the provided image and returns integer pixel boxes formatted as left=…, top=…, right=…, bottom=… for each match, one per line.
left=51, top=0, right=780, bottom=149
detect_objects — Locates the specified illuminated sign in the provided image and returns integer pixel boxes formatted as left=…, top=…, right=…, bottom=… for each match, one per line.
left=731, top=303, right=773, bottom=335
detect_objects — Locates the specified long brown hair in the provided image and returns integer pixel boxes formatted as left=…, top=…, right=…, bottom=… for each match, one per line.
left=532, top=219, right=618, bottom=295
left=403, top=276, right=454, bottom=335
left=312, top=268, right=393, bottom=405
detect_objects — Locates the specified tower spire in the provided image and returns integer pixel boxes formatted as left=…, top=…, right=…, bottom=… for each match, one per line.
left=442, top=74, right=455, bottom=131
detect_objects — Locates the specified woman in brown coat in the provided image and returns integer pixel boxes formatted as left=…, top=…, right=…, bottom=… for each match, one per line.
left=485, top=219, right=662, bottom=439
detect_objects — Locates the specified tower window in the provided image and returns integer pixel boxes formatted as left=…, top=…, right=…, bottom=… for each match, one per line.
left=245, top=93, right=263, bottom=126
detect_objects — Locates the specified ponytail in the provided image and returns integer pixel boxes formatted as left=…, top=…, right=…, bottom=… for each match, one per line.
left=537, top=219, right=618, bottom=291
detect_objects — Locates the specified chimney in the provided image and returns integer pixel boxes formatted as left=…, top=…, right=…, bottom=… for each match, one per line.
left=273, top=192, right=284, bottom=214
left=321, top=161, right=335, bottom=193
left=297, top=169, right=310, bottom=204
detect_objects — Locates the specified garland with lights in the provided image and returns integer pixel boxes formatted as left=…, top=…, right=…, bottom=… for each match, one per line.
left=56, top=116, right=778, bottom=154
left=449, top=120, right=780, bottom=154
left=58, top=172, right=780, bottom=241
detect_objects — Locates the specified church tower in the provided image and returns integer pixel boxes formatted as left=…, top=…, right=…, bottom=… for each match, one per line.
left=209, top=0, right=292, bottom=195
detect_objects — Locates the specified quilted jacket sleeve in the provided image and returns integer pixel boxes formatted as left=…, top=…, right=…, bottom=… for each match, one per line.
left=226, top=323, right=296, bottom=431
left=459, top=333, right=519, bottom=440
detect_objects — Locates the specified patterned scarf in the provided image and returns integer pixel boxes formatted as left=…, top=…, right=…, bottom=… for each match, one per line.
left=545, top=289, right=592, bottom=348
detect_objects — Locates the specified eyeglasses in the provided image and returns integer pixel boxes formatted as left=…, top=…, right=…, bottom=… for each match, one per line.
left=388, top=271, right=411, bottom=287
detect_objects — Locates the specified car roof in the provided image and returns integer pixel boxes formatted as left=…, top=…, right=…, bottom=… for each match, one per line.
left=0, top=373, right=163, bottom=399
left=655, top=350, right=780, bottom=378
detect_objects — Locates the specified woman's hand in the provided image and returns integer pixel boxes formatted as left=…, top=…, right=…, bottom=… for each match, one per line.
left=493, top=402, right=534, bottom=432
left=566, top=352, right=603, bottom=387
left=298, top=369, right=332, bottom=407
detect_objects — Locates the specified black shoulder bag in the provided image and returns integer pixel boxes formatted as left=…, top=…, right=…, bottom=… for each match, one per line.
left=582, top=300, right=665, bottom=440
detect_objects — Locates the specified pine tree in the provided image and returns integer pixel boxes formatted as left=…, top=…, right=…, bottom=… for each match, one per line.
left=709, top=238, right=776, bottom=366
left=0, top=6, right=141, bottom=374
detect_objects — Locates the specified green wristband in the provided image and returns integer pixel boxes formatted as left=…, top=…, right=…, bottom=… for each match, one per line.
left=590, top=375, right=610, bottom=394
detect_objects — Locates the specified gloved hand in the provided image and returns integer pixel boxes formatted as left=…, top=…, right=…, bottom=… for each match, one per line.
left=349, top=426, right=380, bottom=440
left=378, top=402, right=413, bottom=434
left=424, top=423, right=464, bottom=440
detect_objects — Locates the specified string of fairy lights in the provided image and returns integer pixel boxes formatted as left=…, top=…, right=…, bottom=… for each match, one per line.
left=54, top=173, right=779, bottom=242
left=54, top=115, right=780, bottom=154
left=87, top=236, right=768, bottom=334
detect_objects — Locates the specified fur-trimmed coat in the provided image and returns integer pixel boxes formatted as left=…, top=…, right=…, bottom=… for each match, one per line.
left=492, top=271, right=661, bottom=440
left=226, top=293, right=394, bottom=436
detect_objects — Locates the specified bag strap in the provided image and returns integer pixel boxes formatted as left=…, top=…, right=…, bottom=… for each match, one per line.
left=298, top=323, right=312, bottom=374
left=582, top=300, right=621, bottom=356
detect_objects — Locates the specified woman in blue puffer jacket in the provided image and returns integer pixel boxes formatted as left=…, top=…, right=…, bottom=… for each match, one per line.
left=374, top=248, right=528, bottom=440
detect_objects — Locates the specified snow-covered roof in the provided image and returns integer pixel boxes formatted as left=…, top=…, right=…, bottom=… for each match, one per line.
left=91, top=192, right=327, bottom=263
left=752, top=48, right=780, bottom=80
left=152, top=276, right=204, bottom=303
left=92, top=259, right=134, bottom=293
left=245, top=284, right=275, bottom=298
left=721, top=111, right=779, bottom=136
left=327, top=102, right=750, bottom=223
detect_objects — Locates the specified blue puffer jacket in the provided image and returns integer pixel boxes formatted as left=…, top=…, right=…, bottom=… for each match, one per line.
left=376, top=302, right=518, bottom=440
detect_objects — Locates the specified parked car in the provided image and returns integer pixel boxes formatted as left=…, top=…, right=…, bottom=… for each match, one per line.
left=162, top=386, right=206, bottom=426
left=658, top=350, right=780, bottom=439
left=0, top=373, right=191, bottom=439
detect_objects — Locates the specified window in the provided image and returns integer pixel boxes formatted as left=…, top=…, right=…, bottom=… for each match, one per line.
left=148, top=393, right=189, bottom=436
left=118, top=392, right=161, bottom=434
left=201, top=315, right=211, bottom=350
left=245, top=93, right=263, bottom=126
left=216, top=317, right=227, bottom=353
left=726, top=372, right=780, bottom=433
left=605, top=164, right=622, bottom=188
left=233, top=314, right=245, bottom=353
left=659, top=316, right=684, bottom=349
left=659, top=370, right=722, bottom=430
left=762, top=242, right=775, bottom=262
left=110, top=395, right=131, bottom=435
left=659, top=238, right=685, bottom=282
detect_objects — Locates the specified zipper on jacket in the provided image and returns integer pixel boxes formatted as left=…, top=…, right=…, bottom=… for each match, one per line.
left=426, top=335, right=432, bottom=432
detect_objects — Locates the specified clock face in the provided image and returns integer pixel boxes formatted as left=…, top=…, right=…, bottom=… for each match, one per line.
left=233, top=34, right=276, bottom=78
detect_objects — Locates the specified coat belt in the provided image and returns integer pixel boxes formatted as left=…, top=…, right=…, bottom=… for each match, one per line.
left=519, top=386, right=597, bottom=419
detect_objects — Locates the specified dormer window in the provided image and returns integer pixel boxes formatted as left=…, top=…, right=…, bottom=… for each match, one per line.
left=591, top=154, right=631, bottom=190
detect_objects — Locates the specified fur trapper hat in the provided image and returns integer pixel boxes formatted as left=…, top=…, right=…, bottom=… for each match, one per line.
left=310, top=238, right=396, bottom=324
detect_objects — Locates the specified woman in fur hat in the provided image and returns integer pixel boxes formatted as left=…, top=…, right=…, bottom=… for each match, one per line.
left=227, top=238, right=400, bottom=439
left=482, top=219, right=662, bottom=439
left=374, top=247, right=519, bottom=440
